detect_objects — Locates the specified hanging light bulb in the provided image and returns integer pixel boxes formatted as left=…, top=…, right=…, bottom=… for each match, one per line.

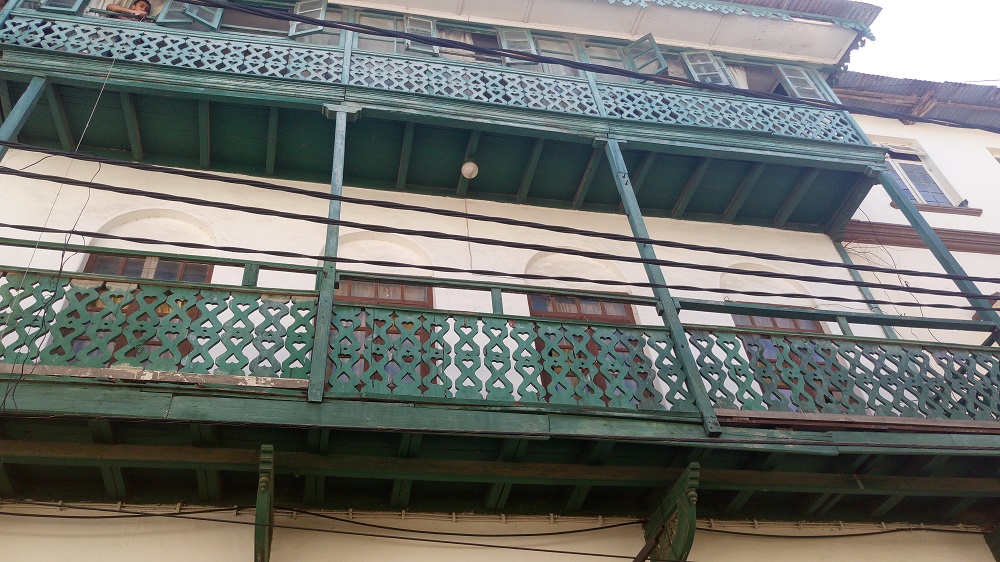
left=461, top=160, right=479, bottom=180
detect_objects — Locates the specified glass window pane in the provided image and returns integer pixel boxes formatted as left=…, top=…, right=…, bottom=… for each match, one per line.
left=403, top=284, right=427, bottom=303
left=90, top=255, right=124, bottom=275
left=898, top=162, right=951, bottom=206
left=554, top=297, right=579, bottom=314
left=379, top=283, right=402, bottom=301
left=603, top=301, right=627, bottom=317
left=122, top=258, right=145, bottom=278
left=181, top=263, right=210, bottom=282
left=579, top=299, right=602, bottom=315
left=795, top=319, right=822, bottom=332
left=774, top=317, right=796, bottom=330
left=153, top=260, right=181, bottom=280
left=529, top=295, right=550, bottom=312
left=350, top=281, right=376, bottom=299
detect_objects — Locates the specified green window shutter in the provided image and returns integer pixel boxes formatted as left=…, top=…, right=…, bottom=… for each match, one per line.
left=681, top=51, right=731, bottom=86
left=156, top=0, right=193, bottom=24
left=775, top=65, right=825, bottom=100
left=404, top=15, right=438, bottom=54
left=625, top=33, right=668, bottom=76
left=289, top=0, right=327, bottom=38
left=182, top=3, right=224, bottom=29
left=37, top=0, right=87, bottom=14
left=498, top=28, right=537, bottom=65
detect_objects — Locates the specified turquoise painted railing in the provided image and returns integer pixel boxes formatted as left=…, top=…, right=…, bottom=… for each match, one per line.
left=0, top=10, right=867, bottom=145
left=3, top=266, right=1000, bottom=422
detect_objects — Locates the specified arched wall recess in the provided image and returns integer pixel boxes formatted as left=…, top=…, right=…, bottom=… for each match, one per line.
left=524, top=251, right=629, bottom=294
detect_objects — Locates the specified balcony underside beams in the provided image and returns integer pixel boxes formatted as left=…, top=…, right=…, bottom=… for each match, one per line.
left=44, top=83, right=73, bottom=152
left=390, top=432, right=423, bottom=508
left=120, top=92, right=143, bottom=162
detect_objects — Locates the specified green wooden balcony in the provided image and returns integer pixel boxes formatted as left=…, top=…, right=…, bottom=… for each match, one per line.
left=4, top=253, right=999, bottom=428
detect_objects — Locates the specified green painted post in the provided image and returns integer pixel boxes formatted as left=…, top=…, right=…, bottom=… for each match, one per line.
left=490, top=288, right=504, bottom=314
left=879, top=171, right=1000, bottom=332
left=307, top=110, right=348, bottom=403
left=604, top=140, right=721, bottom=437
left=834, top=242, right=897, bottom=339
left=0, top=77, right=47, bottom=162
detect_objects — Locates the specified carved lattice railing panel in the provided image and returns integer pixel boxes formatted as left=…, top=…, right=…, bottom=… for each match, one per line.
left=0, top=271, right=316, bottom=378
left=326, top=304, right=697, bottom=411
left=688, top=327, right=1000, bottom=421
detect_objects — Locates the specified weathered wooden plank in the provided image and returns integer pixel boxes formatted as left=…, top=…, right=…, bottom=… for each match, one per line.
left=396, top=121, right=415, bottom=190
left=119, top=92, right=144, bottom=161
left=516, top=138, right=545, bottom=203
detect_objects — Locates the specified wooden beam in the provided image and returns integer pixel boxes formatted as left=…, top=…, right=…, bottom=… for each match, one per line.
left=516, top=138, right=545, bottom=203
left=871, top=455, right=951, bottom=518
left=672, top=158, right=712, bottom=218
left=564, top=441, right=615, bottom=512
left=618, top=152, right=656, bottom=212
left=396, top=121, right=415, bottom=190
left=119, top=92, right=144, bottom=162
left=773, top=169, right=818, bottom=228
left=198, top=99, right=210, bottom=168
left=455, top=130, right=481, bottom=197
left=191, top=424, right=222, bottom=502
left=804, top=454, right=871, bottom=516
left=255, top=445, right=275, bottom=562
left=0, top=465, right=14, bottom=496
left=485, top=438, right=529, bottom=511
left=641, top=463, right=699, bottom=562
left=0, top=77, right=47, bottom=161
left=390, top=432, right=422, bottom=508
left=722, top=452, right=785, bottom=515
left=722, top=163, right=766, bottom=222
left=264, top=106, right=278, bottom=176
left=0, top=80, right=13, bottom=121
left=572, top=145, right=604, bottom=209
left=88, top=420, right=126, bottom=500
left=304, top=428, right=330, bottom=505
left=45, top=84, right=74, bottom=152
left=825, top=175, right=874, bottom=235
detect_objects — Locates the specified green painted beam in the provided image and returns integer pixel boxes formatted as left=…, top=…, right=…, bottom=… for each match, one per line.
left=563, top=440, right=615, bottom=513
left=396, top=121, right=414, bottom=190
left=945, top=497, right=979, bottom=521
left=672, top=158, right=712, bottom=219
left=0, top=79, right=12, bottom=120
left=309, top=109, right=348, bottom=403
left=44, top=83, right=74, bottom=152
left=572, top=144, right=605, bottom=209
left=722, top=162, right=766, bottom=222
left=722, top=452, right=785, bottom=515
left=0, top=76, right=46, bottom=161
left=456, top=130, right=481, bottom=197
left=198, top=99, right=210, bottom=168
left=264, top=106, right=278, bottom=176
left=605, top=140, right=721, bottom=437
left=304, top=428, right=330, bottom=505
left=390, top=432, right=423, bottom=508
left=255, top=444, right=275, bottom=562
left=484, top=438, right=529, bottom=511
left=773, top=169, right=818, bottom=228
left=803, top=454, right=872, bottom=517
left=0, top=465, right=13, bottom=496
left=825, top=175, right=874, bottom=235
left=871, top=455, right=951, bottom=518
left=119, top=92, right=144, bottom=162
left=88, top=420, right=126, bottom=500
left=618, top=151, right=656, bottom=212
left=191, top=424, right=222, bottom=502
left=516, top=138, right=545, bottom=203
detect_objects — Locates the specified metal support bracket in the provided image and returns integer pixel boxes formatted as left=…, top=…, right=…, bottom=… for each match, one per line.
left=635, top=462, right=700, bottom=562
left=255, top=444, right=275, bottom=562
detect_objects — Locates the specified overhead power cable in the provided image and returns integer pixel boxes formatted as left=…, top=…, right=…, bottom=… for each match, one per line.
left=1, top=165, right=994, bottom=304
left=186, top=0, right=1000, bottom=137
left=4, top=139, right=1000, bottom=287
left=2, top=221, right=995, bottom=313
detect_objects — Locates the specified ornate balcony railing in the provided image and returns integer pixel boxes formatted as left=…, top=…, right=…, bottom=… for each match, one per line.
left=0, top=9, right=868, bottom=145
left=3, top=262, right=1000, bottom=424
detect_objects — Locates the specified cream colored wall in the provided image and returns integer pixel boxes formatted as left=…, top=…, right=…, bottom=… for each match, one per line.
left=0, top=505, right=994, bottom=562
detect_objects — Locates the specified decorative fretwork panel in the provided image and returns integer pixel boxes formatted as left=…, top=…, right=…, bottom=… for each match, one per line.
left=0, top=16, right=344, bottom=82
left=349, top=52, right=600, bottom=115
left=0, top=271, right=316, bottom=378
left=327, top=304, right=696, bottom=411
left=688, top=328, right=1000, bottom=421
left=598, top=84, right=866, bottom=144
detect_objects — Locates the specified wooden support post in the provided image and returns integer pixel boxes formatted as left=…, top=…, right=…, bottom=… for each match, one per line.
left=242, top=264, right=261, bottom=288
left=0, top=77, right=47, bottom=161
left=308, top=107, right=352, bottom=403
left=773, top=169, right=818, bottom=227
left=303, top=428, right=330, bottom=505
left=456, top=130, right=481, bottom=197
left=120, top=92, right=144, bottom=162
left=484, top=438, right=529, bottom=511
left=264, top=106, right=278, bottom=176
left=722, top=162, right=765, bottom=222
left=390, top=432, right=423, bottom=508
left=255, top=445, right=275, bottom=562
left=605, top=140, right=721, bottom=437
left=490, top=288, right=504, bottom=314
left=45, top=84, right=74, bottom=152
left=563, top=440, right=615, bottom=513
left=396, top=121, right=414, bottom=190
left=637, top=463, right=700, bottom=562
left=834, top=242, right=898, bottom=339
left=672, top=158, right=712, bottom=219
left=89, top=420, right=126, bottom=500
left=572, top=143, right=604, bottom=209
left=516, top=138, right=544, bottom=203
left=198, top=100, right=210, bottom=168
left=880, top=170, right=1000, bottom=330
left=191, top=424, right=222, bottom=501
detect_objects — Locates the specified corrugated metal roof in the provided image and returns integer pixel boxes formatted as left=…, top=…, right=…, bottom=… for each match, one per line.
left=833, top=71, right=1000, bottom=129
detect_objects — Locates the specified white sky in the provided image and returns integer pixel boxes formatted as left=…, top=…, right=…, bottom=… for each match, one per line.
left=846, top=0, right=1000, bottom=84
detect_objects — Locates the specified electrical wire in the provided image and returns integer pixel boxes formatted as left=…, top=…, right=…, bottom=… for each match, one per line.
left=695, top=526, right=986, bottom=539
left=183, top=0, right=1000, bottom=137
left=1, top=221, right=996, bottom=313
left=0, top=165, right=995, bottom=305
left=2, top=139, right=998, bottom=288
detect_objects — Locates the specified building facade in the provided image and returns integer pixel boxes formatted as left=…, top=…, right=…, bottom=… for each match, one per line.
left=0, top=0, right=999, bottom=560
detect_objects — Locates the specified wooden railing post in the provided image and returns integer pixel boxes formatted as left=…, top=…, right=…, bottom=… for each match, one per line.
left=604, top=139, right=721, bottom=437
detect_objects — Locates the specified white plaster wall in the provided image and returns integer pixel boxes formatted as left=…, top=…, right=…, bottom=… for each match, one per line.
left=0, top=507, right=994, bottom=562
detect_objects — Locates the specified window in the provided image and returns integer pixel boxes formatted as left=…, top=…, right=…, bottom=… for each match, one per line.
left=38, top=0, right=87, bottom=13
left=356, top=13, right=404, bottom=53
left=334, top=278, right=432, bottom=307
left=288, top=0, right=327, bottom=38
left=624, top=34, right=668, bottom=77
left=732, top=314, right=823, bottom=362
left=528, top=294, right=633, bottom=323
left=583, top=42, right=629, bottom=83
left=438, top=25, right=501, bottom=63
left=883, top=145, right=954, bottom=207
left=774, top=65, right=825, bottom=100
left=292, top=7, right=343, bottom=46
left=403, top=15, right=438, bottom=54
left=681, top=51, right=732, bottom=86
left=86, top=254, right=212, bottom=283
left=534, top=36, right=580, bottom=76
